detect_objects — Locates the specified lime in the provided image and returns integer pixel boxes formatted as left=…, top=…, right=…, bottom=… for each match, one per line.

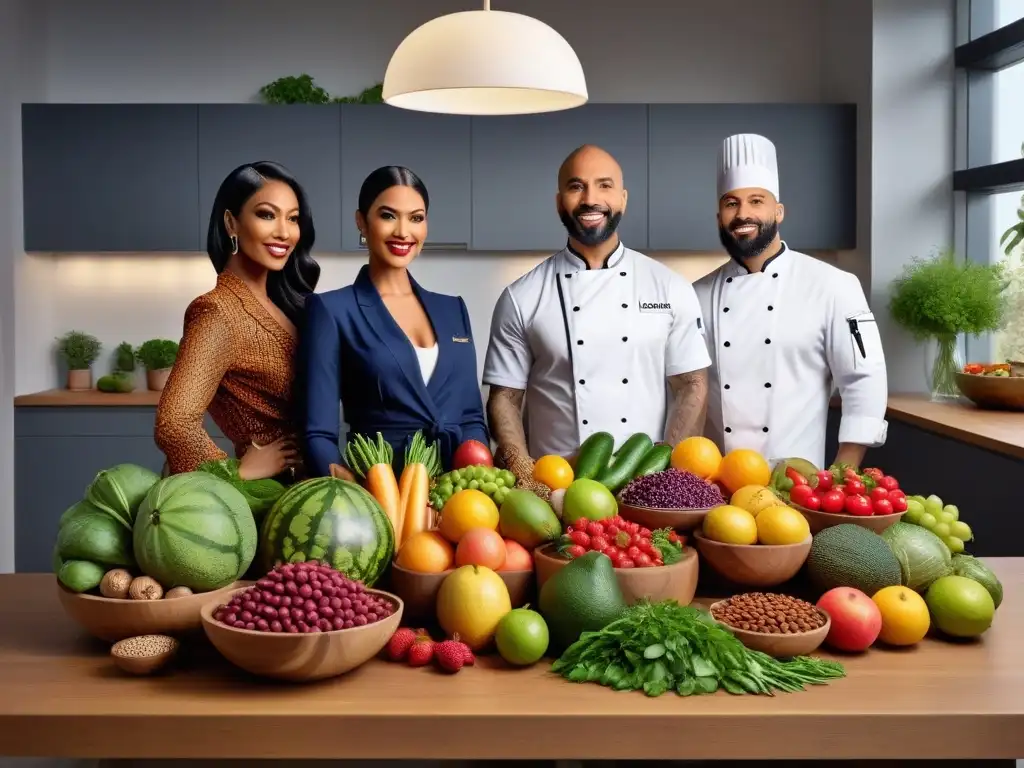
left=925, top=575, right=995, bottom=638
left=562, top=478, right=617, bottom=521
left=495, top=607, right=550, bottom=666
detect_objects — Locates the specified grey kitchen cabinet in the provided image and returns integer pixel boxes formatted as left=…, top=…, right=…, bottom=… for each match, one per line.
left=647, top=104, right=857, bottom=251
left=197, top=105, right=344, bottom=252
left=21, top=104, right=202, bottom=252
left=15, top=406, right=231, bottom=574
left=470, top=105, right=650, bottom=252
left=340, top=105, right=472, bottom=250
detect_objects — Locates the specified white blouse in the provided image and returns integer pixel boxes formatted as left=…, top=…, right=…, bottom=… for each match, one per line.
left=414, top=343, right=439, bottom=384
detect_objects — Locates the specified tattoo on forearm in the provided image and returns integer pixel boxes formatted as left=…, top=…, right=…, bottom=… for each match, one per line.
left=487, top=386, right=529, bottom=457
left=664, top=369, right=708, bottom=445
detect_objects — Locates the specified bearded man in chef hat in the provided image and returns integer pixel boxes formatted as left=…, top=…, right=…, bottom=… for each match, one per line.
left=692, top=133, right=890, bottom=472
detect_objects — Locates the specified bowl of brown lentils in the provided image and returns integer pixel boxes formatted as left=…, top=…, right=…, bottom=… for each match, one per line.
left=709, top=592, right=831, bottom=658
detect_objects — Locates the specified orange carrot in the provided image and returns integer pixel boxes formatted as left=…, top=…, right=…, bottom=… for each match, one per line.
left=397, top=432, right=437, bottom=546
left=345, top=433, right=402, bottom=538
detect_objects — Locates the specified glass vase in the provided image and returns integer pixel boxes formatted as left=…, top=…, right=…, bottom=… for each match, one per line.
left=925, top=335, right=964, bottom=402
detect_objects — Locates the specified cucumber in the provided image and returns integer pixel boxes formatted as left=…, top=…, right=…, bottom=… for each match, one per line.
left=596, top=433, right=655, bottom=493
left=575, top=432, right=615, bottom=480
left=631, top=444, right=672, bottom=479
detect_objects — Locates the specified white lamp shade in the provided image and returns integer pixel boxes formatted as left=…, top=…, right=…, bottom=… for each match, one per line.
left=383, top=10, right=588, bottom=116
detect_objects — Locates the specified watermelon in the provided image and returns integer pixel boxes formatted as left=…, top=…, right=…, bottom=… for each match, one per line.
left=259, top=477, right=394, bottom=586
left=133, top=471, right=257, bottom=592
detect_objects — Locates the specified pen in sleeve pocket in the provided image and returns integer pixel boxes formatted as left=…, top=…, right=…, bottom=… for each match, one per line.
left=848, top=318, right=866, bottom=358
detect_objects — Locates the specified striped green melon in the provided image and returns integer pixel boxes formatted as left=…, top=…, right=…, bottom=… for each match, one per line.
left=133, top=472, right=257, bottom=591
left=259, top=477, right=394, bottom=586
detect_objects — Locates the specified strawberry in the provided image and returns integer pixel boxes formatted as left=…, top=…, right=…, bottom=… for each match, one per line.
left=460, top=639, right=476, bottom=666
left=385, top=628, right=419, bottom=662
left=434, top=637, right=466, bottom=673
left=406, top=637, right=435, bottom=667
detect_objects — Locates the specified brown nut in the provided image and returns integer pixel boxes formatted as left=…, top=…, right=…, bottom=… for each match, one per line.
left=128, top=576, right=164, bottom=600
left=164, top=586, right=194, bottom=599
left=99, top=568, right=133, bottom=599
left=711, top=592, right=825, bottom=635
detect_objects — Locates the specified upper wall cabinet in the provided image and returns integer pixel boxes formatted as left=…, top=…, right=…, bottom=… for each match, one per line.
left=22, top=104, right=201, bottom=252
left=470, top=105, right=650, bottom=252
left=197, top=105, right=343, bottom=253
left=340, top=106, right=472, bottom=251
left=647, top=104, right=857, bottom=251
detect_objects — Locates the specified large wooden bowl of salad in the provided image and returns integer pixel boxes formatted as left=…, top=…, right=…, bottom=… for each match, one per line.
left=956, top=363, right=1024, bottom=411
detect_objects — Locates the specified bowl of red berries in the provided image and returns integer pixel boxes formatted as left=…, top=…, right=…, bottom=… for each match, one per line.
left=533, top=515, right=699, bottom=606
left=785, top=465, right=907, bottom=534
left=200, top=561, right=403, bottom=682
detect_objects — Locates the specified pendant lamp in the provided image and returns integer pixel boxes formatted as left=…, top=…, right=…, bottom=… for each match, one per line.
left=382, top=1, right=588, bottom=116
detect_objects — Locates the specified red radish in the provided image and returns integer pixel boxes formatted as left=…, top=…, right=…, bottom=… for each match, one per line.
left=452, top=440, right=493, bottom=470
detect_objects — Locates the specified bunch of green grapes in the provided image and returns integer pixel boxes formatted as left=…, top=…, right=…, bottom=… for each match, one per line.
left=430, top=465, right=518, bottom=510
left=903, top=493, right=973, bottom=554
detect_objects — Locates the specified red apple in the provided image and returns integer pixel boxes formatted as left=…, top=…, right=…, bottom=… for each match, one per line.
left=817, top=587, right=882, bottom=652
left=452, top=439, right=493, bottom=470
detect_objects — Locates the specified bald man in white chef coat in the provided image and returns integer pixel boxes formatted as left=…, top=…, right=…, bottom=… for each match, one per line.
left=694, top=133, right=888, bottom=471
left=484, top=145, right=711, bottom=479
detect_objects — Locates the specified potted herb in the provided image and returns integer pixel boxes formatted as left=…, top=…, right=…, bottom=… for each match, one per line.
left=136, top=339, right=179, bottom=391
left=97, top=342, right=136, bottom=393
left=56, top=331, right=101, bottom=391
left=888, top=249, right=1007, bottom=400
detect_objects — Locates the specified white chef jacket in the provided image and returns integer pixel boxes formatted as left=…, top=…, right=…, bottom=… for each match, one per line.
left=483, top=242, right=712, bottom=458
left=693, top=243, right=888, bottom=470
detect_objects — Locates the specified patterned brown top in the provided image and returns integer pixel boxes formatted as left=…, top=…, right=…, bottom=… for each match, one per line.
left=154, top=270, right=301, bottom=475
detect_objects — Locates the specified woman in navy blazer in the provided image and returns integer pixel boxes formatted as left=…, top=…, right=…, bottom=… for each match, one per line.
left=302, top=166, right=489, bottom=477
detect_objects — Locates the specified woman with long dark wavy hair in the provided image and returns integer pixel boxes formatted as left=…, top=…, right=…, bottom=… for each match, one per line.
left=155, top=161, right=321, bottom=482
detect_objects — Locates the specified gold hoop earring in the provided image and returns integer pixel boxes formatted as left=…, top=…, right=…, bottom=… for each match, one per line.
left=230, top=235, right=239, bottom=255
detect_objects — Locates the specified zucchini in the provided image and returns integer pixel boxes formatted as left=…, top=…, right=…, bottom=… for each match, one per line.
left=631, top=444, right=672, bottom=479
left=596, top=433, right=655, bottom=493
left=575, top=432, right=615, bottom=480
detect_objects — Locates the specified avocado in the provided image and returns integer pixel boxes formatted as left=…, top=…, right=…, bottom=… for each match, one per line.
left=538, top=551, right=627, bottom=654
left=805, top=524, right=902, bottom=597
left=498, top=489, right=562, bottom=549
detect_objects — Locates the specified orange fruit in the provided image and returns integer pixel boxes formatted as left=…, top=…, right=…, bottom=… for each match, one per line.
left=872, top=586, right=931, bottom=646
left=533, top=454, right=574, bottom=490
left=670, top=436, right=723, bottom=480
left=438, top=489, right=500, bottom=543
left=456, top=527, right=507, bottom=570
left=716, top=449, right=771, bottom=494
left=396, top=530, right=455, bottom=573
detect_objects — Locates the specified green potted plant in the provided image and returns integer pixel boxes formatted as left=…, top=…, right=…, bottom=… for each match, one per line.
left=97, top=342, right=137, bottom=393
left=136, top=339, right=179, bottom=391
left=55, top=331, right=101, bottom=391
left=889, top=249, right=1007, bottom=400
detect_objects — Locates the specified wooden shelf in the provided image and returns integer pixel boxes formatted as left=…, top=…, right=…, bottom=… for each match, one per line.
left=13, top=388, right=162, bottom=406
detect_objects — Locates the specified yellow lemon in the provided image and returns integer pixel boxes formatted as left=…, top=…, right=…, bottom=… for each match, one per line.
left=731, top=485, right=786, bottom=516
left=872, top=586, right=931, bottom=646
left=702, top=505, right=758, bottom=545
left=755, top=505, right=811, bottom=545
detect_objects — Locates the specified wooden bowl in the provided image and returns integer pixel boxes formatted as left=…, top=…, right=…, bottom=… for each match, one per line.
left=533, top=544, right=699, bottom=606
left=388, top=562, right=533, bottom=619
left=200, top=587, right=403, bottom=682
left=617, top=501, right=713, bottom=532
left=110, top=635, right=180, bottom=675
left=692, top=530, right=811, bottom=588
left=791, top=503, right=905, bottom=534
left=955, top=371, right=1024, bottom=411
left=709, top=600, right=830, bottom=658
left=56, top=579, right=250, bottom=643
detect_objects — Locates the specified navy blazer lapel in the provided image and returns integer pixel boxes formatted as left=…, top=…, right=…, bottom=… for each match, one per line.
left=411, top=276, right=454, bottom=395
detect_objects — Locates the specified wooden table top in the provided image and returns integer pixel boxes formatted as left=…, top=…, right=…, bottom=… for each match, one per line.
left=0, top=566, right=1022, bottom=761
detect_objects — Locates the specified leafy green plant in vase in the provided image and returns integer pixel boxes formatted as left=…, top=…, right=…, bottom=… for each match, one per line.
left=136, top=339, right=179, bottom=392
left=97, top=341, right=136, bottom=393
left=889, top=249, right=1007, bottom=401
left=56, top=331, right=101, bottom=391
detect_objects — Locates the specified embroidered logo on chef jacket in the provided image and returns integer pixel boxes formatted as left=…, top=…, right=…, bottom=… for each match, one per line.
left=638, top=301, right=672, bottom=313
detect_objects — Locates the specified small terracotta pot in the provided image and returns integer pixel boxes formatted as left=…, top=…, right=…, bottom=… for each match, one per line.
left=147, top=368, right=171, bottom=391
left=67, top=369, right=91, bottom=391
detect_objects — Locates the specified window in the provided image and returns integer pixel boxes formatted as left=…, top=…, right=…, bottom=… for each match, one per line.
left=954, top=0, right=1024, bottom=363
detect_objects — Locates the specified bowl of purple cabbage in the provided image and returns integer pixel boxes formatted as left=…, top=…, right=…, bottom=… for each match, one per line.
left=617, top=469, right=725, bottom=531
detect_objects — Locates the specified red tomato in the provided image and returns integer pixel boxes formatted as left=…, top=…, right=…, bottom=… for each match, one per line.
left=789, top=484, right=816, bottom=507
left=844, top=479, right=867, bottom=496
left=815, top=470, right=833, bottom=491
left=869, top=486, right=889, bottom=502
left=872, top=498, right=894, bottom=516
left=802, top=494, right=822, bottom=511
left=890, top=495, right=908, bottom=513
left=879, top=475, right=900, bottom=491
left=821, top=489, right=846, bottom=514
left=451, top=439, right=493, bottom=469
left=887, top=488, right=906, bottom=502
left=844, top=494, right=873, bottom=516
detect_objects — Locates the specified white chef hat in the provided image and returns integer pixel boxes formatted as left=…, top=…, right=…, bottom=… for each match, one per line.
left=717, top=133, right=780, bottom=201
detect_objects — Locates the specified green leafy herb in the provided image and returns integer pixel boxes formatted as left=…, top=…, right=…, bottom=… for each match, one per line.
left=650, top=528, right=684, bottom=564
left=258, top=74, right=383, bottom=105
left=56, top=331, right=101, bottom=370
left=135, top=339, right=179, bottom=371
left=551, top=600, right=846, bottom=697
left=197, top=458, right=286, bottom=520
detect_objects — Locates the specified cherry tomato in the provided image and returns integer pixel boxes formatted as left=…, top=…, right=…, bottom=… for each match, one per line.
left=890, top=495, right=908, bottom=513
left=567, top=544, right=587, bottom=558
left=590, top=535, right=609, bottom=552
left=872, top=498, right=894, bottom=516
left=844, top=479, right=867, bottom=496
left=815, top=470, right=833, bottom=491
left=869, top=486, right=889, bottom=502
left=790, top=483, right=816, bottom=507
left=844, top=494, right=874, bottom=516
left=635, top=552, right=654, bottom=568
left=879, top=475, right=900, bottom=492
left=887, top=488, right=906, bottom=502
left=802, top=494, right=822, bottom=511
left=821, top=489, right=846, bottom=514
left=618, top=558, right=635, bottom=568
